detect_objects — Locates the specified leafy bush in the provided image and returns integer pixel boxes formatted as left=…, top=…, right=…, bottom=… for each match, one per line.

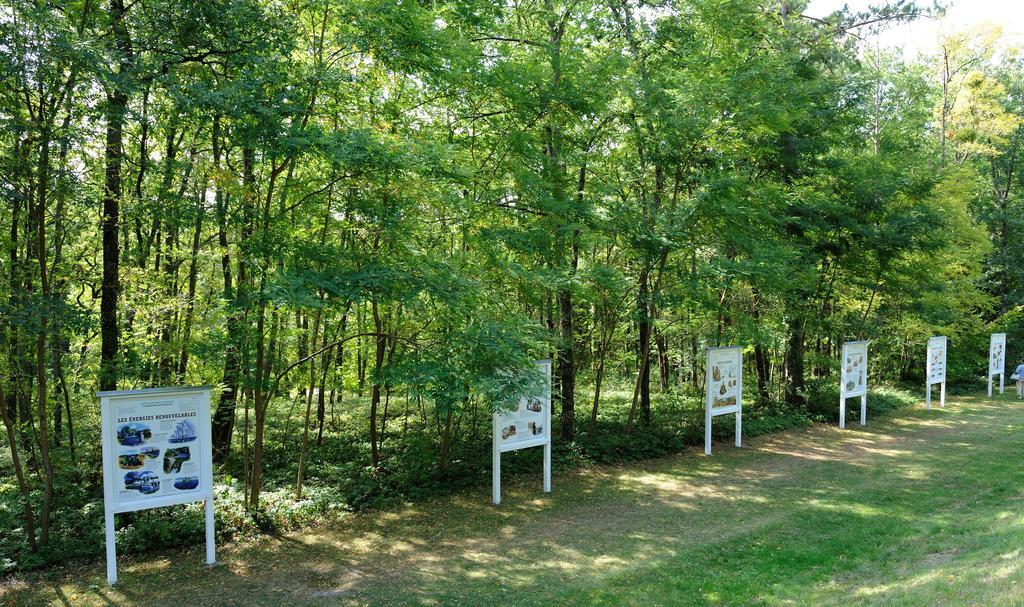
left=804, top=376, right=920, bottom=423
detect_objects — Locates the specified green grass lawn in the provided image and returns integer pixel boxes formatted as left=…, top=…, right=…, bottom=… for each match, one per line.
left=4, top=392, right=1024, bottom=606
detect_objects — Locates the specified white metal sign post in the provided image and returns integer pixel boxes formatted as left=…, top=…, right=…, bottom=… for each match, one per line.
left=989, top=333, right=1006, bottom=397
left=492, top=360, right=552, bottom=505
left=925, top=336, right=947, bottom=410
left=705, top=346, right=742, bottom=456
left=839, top=341, right=868, bottom=429
left=99, top=386, right=215, bottom=585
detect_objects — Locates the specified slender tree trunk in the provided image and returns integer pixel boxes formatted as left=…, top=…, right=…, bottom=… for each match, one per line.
left=940, top=50, right=949, bottom=166
left=369, top=299, right=385, bottom=468
left=100, top=0, right=132, bottom=391
left=637, top=269, right=652, bottom=426
left=5, top=144, right=22, bottom=427
left=655, top=330, right=669, bottom=392
left=156, top=124, right=180, bottom=382
left=557, top=287, right=575, bottom=441
left=625, top=342, right=651, bottom=433
left=438, top=407, right=454, bottom=473
left=247, top=292, right=269, bottom=509
left=34, top=125, right=55, bottom=544
left=0, top=384, right=36, bottom=551
left=356, top=304, right=366, bottom=396
left=54, top=346, right=75, bottom=460
left=588, top=313, right=616, bottom=434
left=785, top=317, right=806, bottom=407
left=755, top=343, right=770, bottom=405
left=211, top=119, right=241, bottom=460
left=752, top=289, right=770, bottom=405
left=51, top=110, right=73, bottom=451
left=295, top=307, right=322, bottom=499
left=177, top=186, right=204, bottom=379
left=315, top=341, right=333, bottom=446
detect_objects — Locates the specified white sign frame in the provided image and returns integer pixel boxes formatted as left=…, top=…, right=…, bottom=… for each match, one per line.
left=492, top=360, right=552, bottom=505
left=99, top=386, right=215, bottom=584
left=925, top=336, right=947, bottom=410
left=705, top=346, right=742, bottom=455
left=839, top=340, right=868, bottom=429
left=989, top=333, right=1006, bottom=397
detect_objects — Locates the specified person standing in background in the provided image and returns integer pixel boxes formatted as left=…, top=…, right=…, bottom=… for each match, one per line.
left=1013, top=358, right=1024, bottom=398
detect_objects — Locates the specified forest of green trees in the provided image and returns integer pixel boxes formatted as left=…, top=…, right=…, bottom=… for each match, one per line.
left=1, top=0, right=1022, bottom=570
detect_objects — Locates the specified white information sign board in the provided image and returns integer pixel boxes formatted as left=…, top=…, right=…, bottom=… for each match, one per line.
left=492, top=360, right=552, bottom=505
left=705, top=346, right=742, bottom=455
left=99, top=386, right=215, bottom=584
left=989, top=333, right=1006, bottom=397
left=925, top=336, right=947, bottom=410
left=839, top=341, right=868, bottom=428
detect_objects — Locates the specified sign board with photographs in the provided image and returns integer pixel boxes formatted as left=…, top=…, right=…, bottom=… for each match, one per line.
left=989, top=333, right=1007, bottom=397
left=925, top=336, right=947, bottom=410
left=705, top=346, right=742, bottom=455
left=99, top=386, right=215, bottom=584
left=492, top=360, right=552, bottom=505
left=839, top=341, right=868, bottom=428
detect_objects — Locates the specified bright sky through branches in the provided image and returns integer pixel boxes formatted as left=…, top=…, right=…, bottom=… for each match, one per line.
left=805, top=0, right=1024, bottom=57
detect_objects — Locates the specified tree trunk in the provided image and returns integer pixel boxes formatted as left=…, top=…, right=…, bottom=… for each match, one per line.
left=655, top=329, right=669, bottom=392
left=752, top=289, right=771, bottom=405
left=34, top=124, right=55, bottom=544
left=156, top=124, right=180, bottom=382
left=315, top=341, right=333, bottom=446
left=295, top=307, right=322, bottom=499
left=211, top=119, right=241, bottom=460
left=177, top=186, right=204, bottom=379
left=755, top=343, right=770, bottom=405
left=369, top=300, right=385, bottom=468
left=588, top=313, right=616, bottom=434
left=438, top=407, right=454, bottom=473
left=100, top=0, right=132, bottom=391
left=247, top=295, right=269, bottom=509
left=784, top=317, right=806, bottom=407
left=637, top=269, right=652, bottom=426
left=557, top=287, right=575, bottom=441
left=0, top=384, right=36, bottom=551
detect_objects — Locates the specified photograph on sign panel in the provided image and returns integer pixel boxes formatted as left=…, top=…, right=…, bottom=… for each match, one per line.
left=117, top=422, right=153, bottom=447
left=169, top=419, right=198, bottom=443
left=123, top=470, right=161, bottom=495
left=163, top=447, right=192, bottom=474
left=173, top=476, right=201, bottom=491
left=118, top=447, right=160, bottom=470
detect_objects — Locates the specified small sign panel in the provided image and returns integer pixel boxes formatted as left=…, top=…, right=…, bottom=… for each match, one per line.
left=705, top=346, right=743, bottom=455
left=707, top=347, right=742, bottom=413
left=839, top=340, right=869, bottom=428
left=990, top=333, right=1006, bottom=376
left=989, top=333, right=1007, bottom=397
left=99, top=386, right=215, bottom=584
left=492, top=361, right=552, bottom=504
left=841, top=341, right=868, bottom=398
left=927, top=336, right=947, bottom=384
left=107, top=394, right=206, bottom=508
left=494, top=364, right=551, bottom=453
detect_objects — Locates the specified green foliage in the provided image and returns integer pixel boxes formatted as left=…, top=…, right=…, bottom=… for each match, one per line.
left=1, top=0, right=1021, bottom=579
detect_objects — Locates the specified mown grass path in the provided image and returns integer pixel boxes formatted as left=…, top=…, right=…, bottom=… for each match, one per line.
left=5, top=393, right=1024, bottom=606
